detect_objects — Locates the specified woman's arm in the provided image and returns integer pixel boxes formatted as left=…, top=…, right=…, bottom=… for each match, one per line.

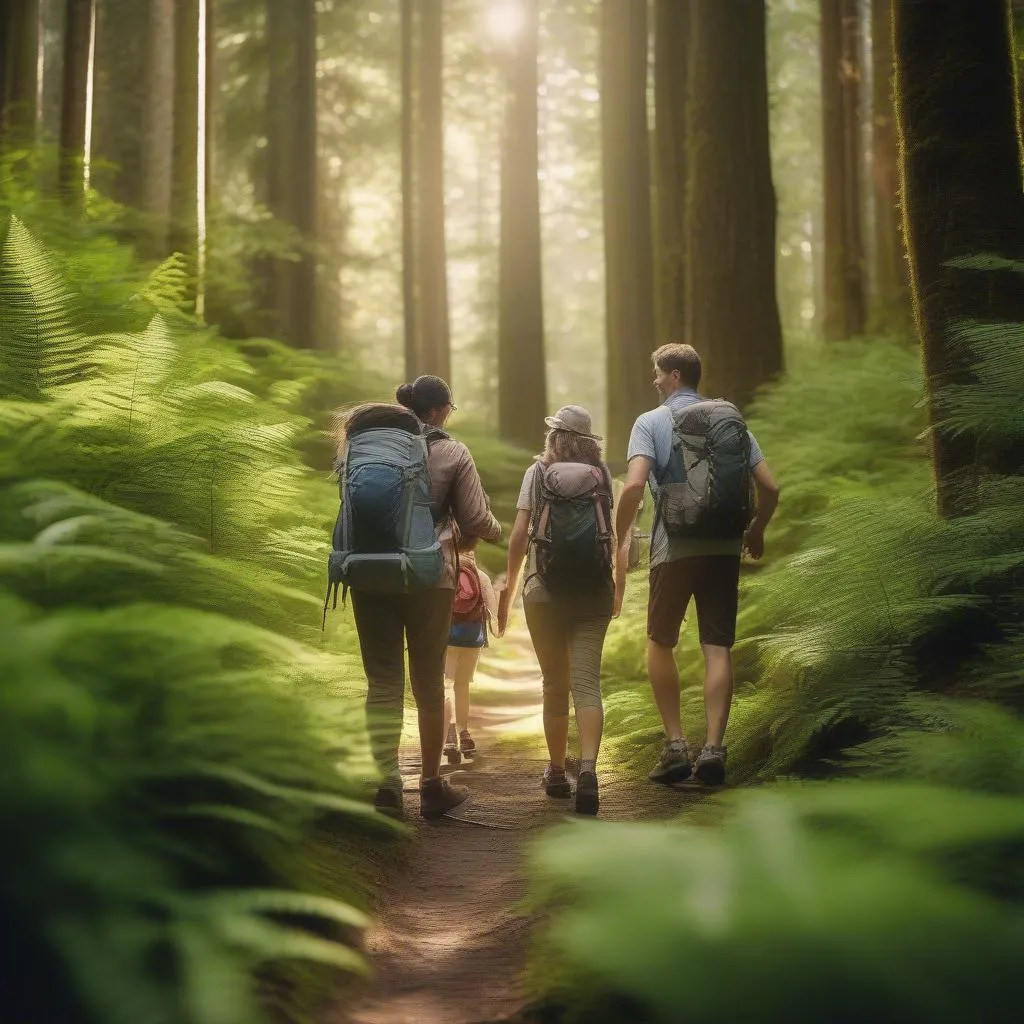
left=497, top=509, right=531, bottom=635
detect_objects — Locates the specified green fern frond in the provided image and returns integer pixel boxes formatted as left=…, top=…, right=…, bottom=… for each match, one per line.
left=0, top=217, right=93, bottom=398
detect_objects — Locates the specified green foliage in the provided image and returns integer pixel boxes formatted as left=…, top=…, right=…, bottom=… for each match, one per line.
left=526, top=781, right=1024, bottom=1024
left=0, top=220, right=397, bottom=1024
left=527, top=321, right=1024, bottom=1022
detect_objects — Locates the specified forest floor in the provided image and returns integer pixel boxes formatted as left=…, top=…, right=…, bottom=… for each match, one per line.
left=332, top=621, right=708, bottom=1024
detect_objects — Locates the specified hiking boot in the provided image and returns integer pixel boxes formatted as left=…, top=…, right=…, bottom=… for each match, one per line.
left=373, top=782, right=404, bottom=820
left=420, top=776, right=470, bottom=819
left=443, top=724, right=462, bottom=765
left=575, top=771, right=599, bottom=816
left=648, top=738, right=693, bottom=784
left=541, top=764, right=572, bottom=799
left=694, top=744, right=727, bottom=786
left=459, top=729, right=476, bottom=755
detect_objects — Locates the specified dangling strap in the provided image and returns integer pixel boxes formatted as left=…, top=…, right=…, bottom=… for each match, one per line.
left=320, top=580, right=349, bottom=631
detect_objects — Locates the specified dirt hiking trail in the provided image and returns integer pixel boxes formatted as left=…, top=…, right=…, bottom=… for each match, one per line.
left=333, top=622, right=701, bottom=1024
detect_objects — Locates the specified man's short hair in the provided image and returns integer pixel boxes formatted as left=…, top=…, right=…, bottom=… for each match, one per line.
left=652, top=343, right=702, bottom=388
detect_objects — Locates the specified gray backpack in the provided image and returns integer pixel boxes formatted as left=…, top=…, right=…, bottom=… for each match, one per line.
left=656, top=400, right=754, bottom=540
left=323, top=426, right=444, bottom=625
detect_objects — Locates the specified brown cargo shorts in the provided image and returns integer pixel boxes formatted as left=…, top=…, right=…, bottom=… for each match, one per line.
left=647, top=555, right=741, bottom=649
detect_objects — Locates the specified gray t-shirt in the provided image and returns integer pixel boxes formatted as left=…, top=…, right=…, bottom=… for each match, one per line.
left=626, top=389, right=765, bottom=566
left=515, top=461, right=615, bottom=609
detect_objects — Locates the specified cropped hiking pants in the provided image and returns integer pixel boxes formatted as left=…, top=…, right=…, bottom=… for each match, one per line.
left=351, top=588, right=453, bottom=779
left=524, top=599, right=611, bottom=716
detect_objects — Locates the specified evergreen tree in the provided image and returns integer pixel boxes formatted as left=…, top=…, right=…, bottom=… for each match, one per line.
left=416, top=0, right=450, bottom=379
left=687, top=0, right=783, bottom=405
left=602, top=0, right=655, bottom=466
left=870, top=0, right=908, bottom=325
left=498, top=0, right=546, bottom=449
left=893, top=0, right=1024, bottom=515
left=1, top=0, right=40, bottom=150
left=140, top=0, right=176, bottom=255
left=401, top=0, right=418, bottom=376
left=821, top=0, right=867, bottom=339
left=58, top=0, right=94, bottom=206
left=654, top=0, right=689, bottom=346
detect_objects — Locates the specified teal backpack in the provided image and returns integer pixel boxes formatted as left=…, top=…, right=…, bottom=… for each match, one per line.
left=323, top=426, right=444, bottom=625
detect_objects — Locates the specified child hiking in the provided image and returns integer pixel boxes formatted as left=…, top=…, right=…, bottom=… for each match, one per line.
left=442, top=535, right=501, bottom=765
left=498, top=405, right=615, bottom=816
left=326, top=376, right=501, bottom=820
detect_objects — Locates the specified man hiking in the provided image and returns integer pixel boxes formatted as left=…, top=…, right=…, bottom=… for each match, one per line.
left=614, top=344, right=780, bottom=786
left=329, top=375, right=501, bottom=819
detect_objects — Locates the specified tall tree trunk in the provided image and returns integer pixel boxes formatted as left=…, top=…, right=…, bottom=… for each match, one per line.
left=170, top=0, right=200, bottom=268
left=498, top=0, right=546, bottom=449
left=1009, top=0, right=1024, bottom=172
left=265, top=0, right=317, bottom=348
left=686, top=0, right=782, bottom=406
left=654, top=0, right=688, bottom=346
left=91, top=0, right=148, bottom=207
left=416, top=0, right=449, bottom=379
left=870, top=0, right=907, bottom=325
left=140, top=0, right=175, bottom=255
left=58, top=0, right=94, bottom=206
left=1, top=0, right=40, bottom=148
left=893, top=0, right=1024, bottom=516
left=400, top=0, right=418, bottom=377
left=602, top=0, right=656, bottom=468
left=821, top=0, right=867, bottom=339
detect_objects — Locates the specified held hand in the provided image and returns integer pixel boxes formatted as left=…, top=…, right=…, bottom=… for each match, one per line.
left=743, top=524, right=765, bottom=561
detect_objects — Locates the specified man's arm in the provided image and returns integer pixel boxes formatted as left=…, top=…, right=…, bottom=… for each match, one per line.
left=615, top=455, right=652, bottom=551
left=744, top=460, right=780, bottom=560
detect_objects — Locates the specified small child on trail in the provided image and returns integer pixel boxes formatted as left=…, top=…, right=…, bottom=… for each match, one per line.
left=443, top=535, right=501, bottom=765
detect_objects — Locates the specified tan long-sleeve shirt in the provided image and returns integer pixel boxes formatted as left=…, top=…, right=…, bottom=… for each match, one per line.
left=428, top=435, right=502, bottom=588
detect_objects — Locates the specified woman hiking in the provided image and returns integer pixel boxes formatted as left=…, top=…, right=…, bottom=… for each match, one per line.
left=335, top=375, right=501, bottom=820
left=497, top=406, right=616, bottom=816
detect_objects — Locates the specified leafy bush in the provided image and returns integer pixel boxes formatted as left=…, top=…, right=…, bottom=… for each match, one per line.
left=526, top=778, right=1024, bottom=1024
left=0, top=218, right=399, bottom=1024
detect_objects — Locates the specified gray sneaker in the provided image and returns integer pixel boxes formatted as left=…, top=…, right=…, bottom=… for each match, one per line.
left=694, top=744, right=727, bottom=786
left=648, top=739, right=692, bottom=784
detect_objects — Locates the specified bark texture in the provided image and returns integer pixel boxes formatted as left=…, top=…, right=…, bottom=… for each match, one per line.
left=686, top=0, right=783, bottom=406
left=654, top=0, right=689, bottom=346
left=497, top=0, right=547, bottom=450
left=602, top=0, right=656, bottom=467
left=821, top=0, right=867, bottom=338
left=416, top=0, right=449, bottom=379
left=893, top=0, right=1024, bottom=515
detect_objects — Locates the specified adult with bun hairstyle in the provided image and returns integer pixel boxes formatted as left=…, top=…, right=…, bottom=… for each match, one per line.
left=338, top=375, right=501, bottom=820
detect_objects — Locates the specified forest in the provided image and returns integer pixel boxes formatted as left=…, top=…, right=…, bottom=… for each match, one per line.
left=1, top=0, right=1023, bottom=1022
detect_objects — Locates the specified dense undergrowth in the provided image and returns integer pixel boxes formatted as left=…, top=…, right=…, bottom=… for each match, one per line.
left=524, top=322, right=1024, bottom=1020
left=0, top=212, right=525, bottom=1024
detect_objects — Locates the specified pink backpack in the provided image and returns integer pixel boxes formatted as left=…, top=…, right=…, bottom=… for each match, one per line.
left=452, top=563, right=485, bottom=623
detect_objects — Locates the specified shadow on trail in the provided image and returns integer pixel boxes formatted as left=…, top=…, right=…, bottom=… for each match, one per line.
left=334, top=621, right=703, bottom=1024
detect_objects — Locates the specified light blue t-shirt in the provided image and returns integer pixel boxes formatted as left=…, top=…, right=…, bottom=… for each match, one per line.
left=626, top=389, right=765, bottom=565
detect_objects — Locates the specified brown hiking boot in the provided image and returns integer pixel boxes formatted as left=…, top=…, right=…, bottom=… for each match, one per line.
left=420, top=776, right=470, bottom=819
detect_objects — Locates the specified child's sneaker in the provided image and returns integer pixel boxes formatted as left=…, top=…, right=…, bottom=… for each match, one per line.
left=443, top=723, right=462, bottom=765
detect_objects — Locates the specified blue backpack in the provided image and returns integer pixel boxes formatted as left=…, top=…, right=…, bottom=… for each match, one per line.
left=323, top=426, right=444, bottom=626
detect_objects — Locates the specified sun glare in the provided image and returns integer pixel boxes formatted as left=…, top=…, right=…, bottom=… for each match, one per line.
left=485, top=3, right=525, bottom=46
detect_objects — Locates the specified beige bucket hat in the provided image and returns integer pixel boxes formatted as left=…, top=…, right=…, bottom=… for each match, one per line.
left=544, top=404, right=602, bottom=440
